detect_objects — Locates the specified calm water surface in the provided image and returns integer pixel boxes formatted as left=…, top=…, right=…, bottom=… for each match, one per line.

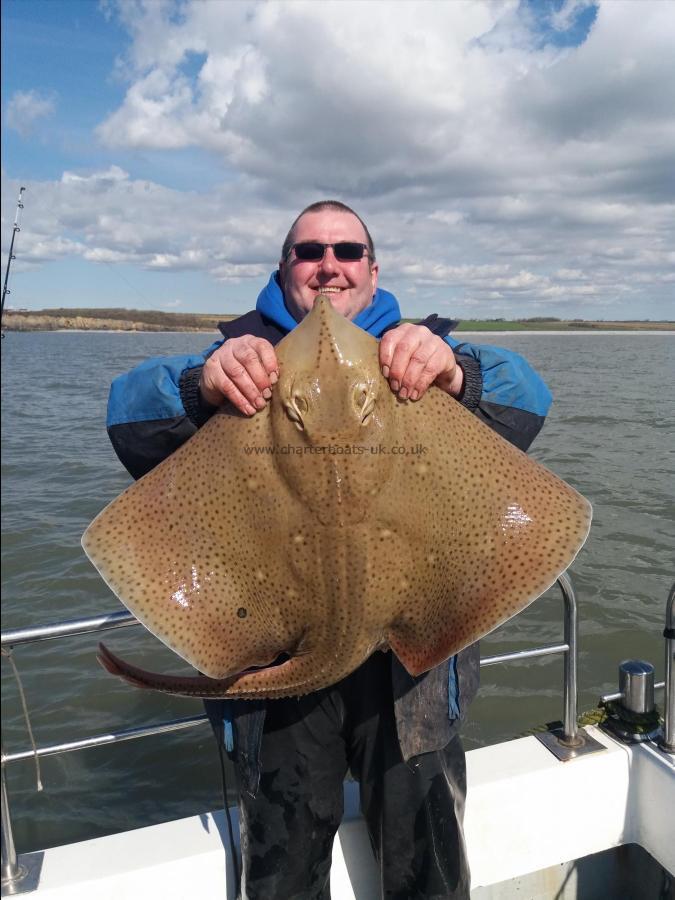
left=1, top=330, right=674, bottom=852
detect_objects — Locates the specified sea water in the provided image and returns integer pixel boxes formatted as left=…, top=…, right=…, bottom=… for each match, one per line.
left=1, top=330, right=673, bottom=852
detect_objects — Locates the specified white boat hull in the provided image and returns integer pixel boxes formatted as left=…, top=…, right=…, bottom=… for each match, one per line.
left=13, top=726, right=674, bottom=899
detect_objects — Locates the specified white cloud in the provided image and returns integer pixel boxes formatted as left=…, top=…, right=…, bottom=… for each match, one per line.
left=1, top=166, right=286, bottom=281
left=62, top=165, right=129, bottom=186
left=6, top=90, right=56, bottom=136
left=4, top=0, right=674, bottom=319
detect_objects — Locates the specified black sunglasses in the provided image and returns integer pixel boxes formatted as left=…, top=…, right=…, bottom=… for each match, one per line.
left=289, top=241, right=370, bottom=262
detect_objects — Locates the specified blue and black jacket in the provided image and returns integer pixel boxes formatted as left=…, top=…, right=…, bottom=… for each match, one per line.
left=106, top=273, right=552, bottom=792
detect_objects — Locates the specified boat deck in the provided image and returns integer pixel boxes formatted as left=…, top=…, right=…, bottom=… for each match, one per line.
left=12, top=725, right=674, bottom=899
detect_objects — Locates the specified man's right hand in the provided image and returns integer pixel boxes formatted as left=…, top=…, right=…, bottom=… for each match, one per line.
left=199, top=336, right=279, bottom=416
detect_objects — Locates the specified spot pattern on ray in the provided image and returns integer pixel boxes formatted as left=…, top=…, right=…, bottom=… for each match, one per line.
left=83, top=297, right=592, bottom=699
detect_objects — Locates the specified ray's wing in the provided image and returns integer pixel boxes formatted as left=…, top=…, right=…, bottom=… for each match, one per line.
left=83, top=409, right=310, bottom=679
left=373, top=390, right=591, bottom=676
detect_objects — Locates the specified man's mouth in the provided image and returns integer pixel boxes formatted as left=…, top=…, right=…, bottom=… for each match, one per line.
left=314, top=286, right=345, bottom=294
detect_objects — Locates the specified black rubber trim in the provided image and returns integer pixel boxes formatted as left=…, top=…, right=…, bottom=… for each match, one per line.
left=454, top=355, right=482, bottom=410
left=179, top=365, right=217, bottom=428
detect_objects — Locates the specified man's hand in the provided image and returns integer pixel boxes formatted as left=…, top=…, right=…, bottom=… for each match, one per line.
left=379, top=324, right=463, bottom=401
left=200, top=336, right=279, bottom=416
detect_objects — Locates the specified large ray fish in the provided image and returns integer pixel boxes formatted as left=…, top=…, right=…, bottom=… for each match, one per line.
left=83, top=296, right=591, bottom=699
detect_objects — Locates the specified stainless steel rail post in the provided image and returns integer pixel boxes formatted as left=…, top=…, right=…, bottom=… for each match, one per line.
left=559, top=572, right=581, bottom=746
left=1, top=742, right=24, bottom=890
left=661, top=584, right=675, bottom=753
left=534, top=573, right=605, bottom=761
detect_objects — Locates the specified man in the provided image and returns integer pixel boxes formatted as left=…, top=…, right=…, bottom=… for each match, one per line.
left=107, top=200, right=552, bottom=899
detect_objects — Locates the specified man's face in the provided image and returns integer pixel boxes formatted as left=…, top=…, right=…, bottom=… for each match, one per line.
left=279, top=209, right=379, bottom=322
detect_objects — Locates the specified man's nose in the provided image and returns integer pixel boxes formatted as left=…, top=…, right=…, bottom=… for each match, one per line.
left=318, top=247, right=340, bottom=275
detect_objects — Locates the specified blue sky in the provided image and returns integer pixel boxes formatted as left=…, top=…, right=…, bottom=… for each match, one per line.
left=2, top=0, right=673, bottom=319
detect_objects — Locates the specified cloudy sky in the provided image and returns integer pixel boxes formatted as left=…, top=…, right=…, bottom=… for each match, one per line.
left=2, top=0, right=673, bottom=320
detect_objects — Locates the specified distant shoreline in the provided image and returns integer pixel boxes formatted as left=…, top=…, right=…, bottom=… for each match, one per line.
left=21, top=328, right=671, bottom=337
left=2, top=309, right=233, bottom=334
left=3, top=308, right=673, bottom=334
left=6, top=326, right=674, bottom=336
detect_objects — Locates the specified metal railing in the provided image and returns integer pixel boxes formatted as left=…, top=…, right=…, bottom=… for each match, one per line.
left=1, top=610, right=209, bottom=767
left=481, top=572, right=581, bottom=745
left=2, top=575, right=673, bottom=891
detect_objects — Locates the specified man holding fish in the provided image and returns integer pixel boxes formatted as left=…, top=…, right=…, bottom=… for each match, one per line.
left=104, top=201, right=554, bottom=899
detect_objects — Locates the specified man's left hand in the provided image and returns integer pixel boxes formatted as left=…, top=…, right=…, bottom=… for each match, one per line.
left=379, top=324, right=464, bottom=401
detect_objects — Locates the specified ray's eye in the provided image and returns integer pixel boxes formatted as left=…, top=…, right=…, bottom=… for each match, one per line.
left=286, top=393, right=307, bottom=431
left=355, top=384, right=376, bottom=426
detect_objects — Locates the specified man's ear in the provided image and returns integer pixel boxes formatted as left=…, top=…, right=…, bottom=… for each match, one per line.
left=370, top=261, right=379, bottom=294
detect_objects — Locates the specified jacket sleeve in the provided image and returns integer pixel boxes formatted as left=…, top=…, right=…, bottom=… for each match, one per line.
left=106, top=340, right=222, bottom=480
left=107, top=336, right=552, bottom=480
left=448, top=337, right=552, bottom=452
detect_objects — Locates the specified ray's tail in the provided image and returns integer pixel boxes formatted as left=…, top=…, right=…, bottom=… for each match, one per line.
left=97, top=643, right=241, bottom=698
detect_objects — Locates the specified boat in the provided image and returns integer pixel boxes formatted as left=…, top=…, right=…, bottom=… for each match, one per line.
left=2, top=576, right=673, bottom=898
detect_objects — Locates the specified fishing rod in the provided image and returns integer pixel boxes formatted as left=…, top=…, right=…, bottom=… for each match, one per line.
left=1, top=186, right=27, bottom=325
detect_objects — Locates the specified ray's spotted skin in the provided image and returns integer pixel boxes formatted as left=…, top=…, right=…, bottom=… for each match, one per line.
left=83, top=297, right=592, bottom=699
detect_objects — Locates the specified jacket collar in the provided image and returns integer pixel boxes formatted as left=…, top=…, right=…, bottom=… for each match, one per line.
left=255, top=271, right=401, bottom=338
